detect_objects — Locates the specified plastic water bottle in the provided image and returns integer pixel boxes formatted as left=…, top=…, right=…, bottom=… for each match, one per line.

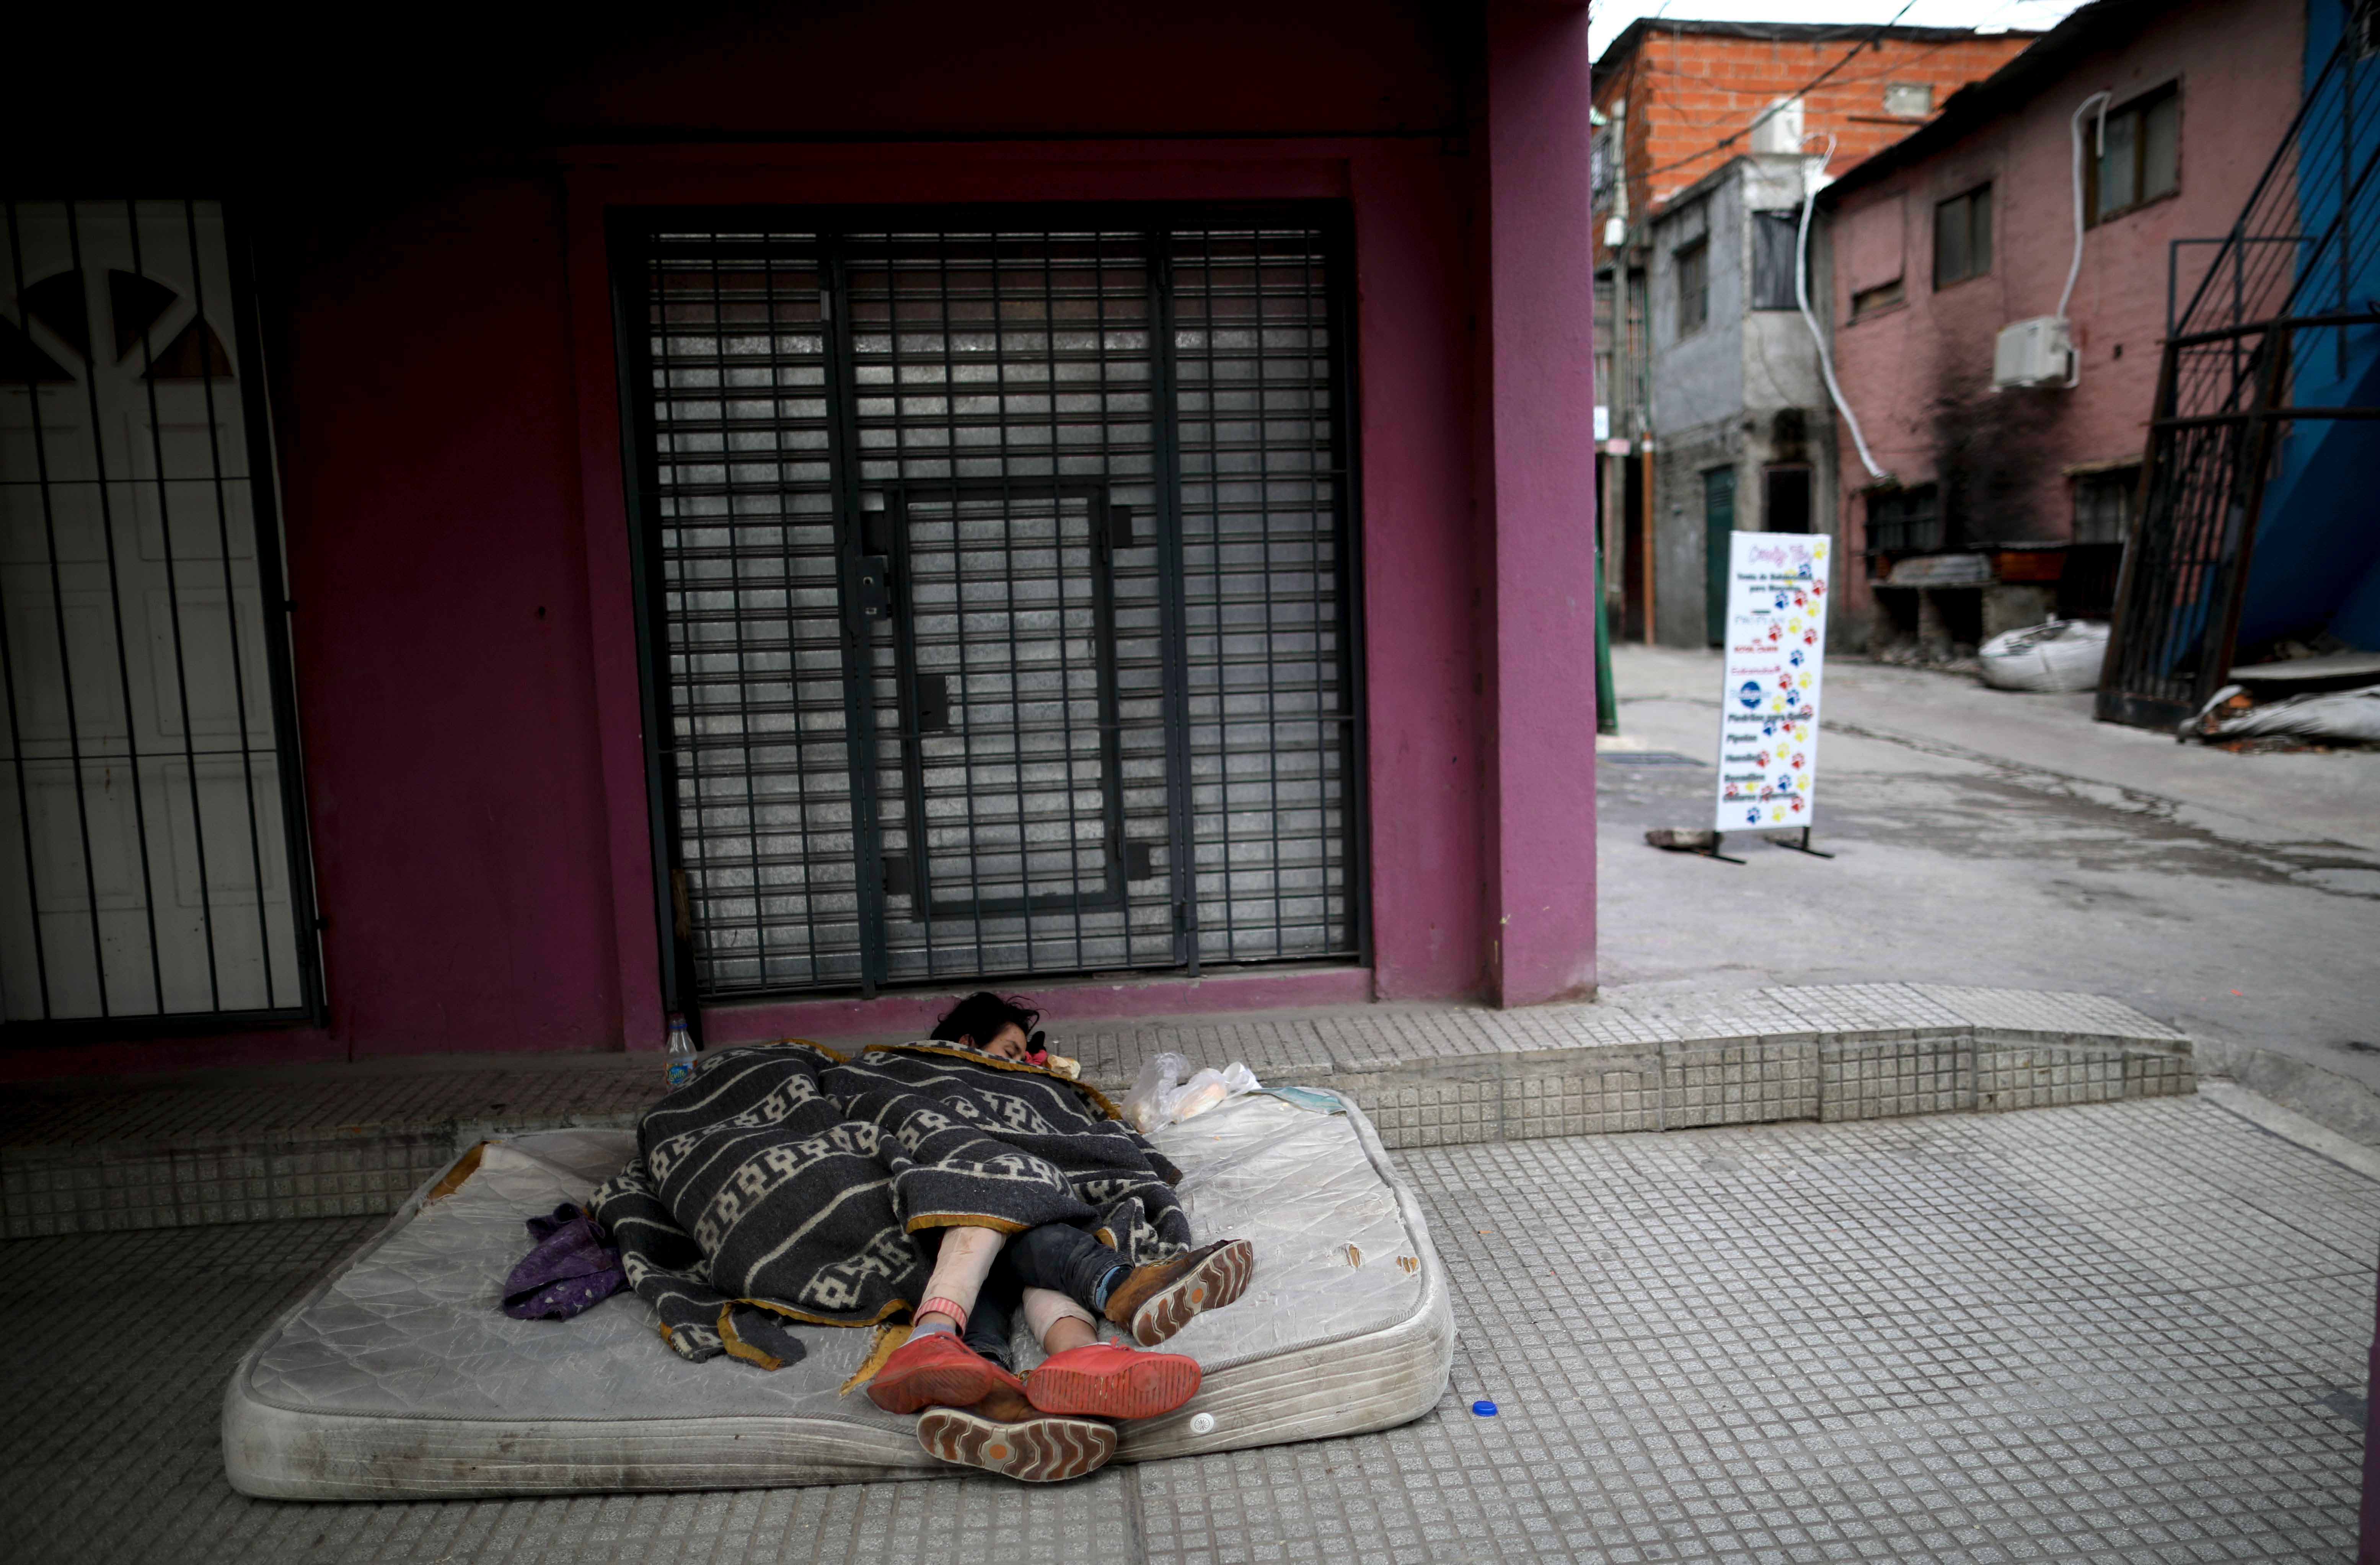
left=664, top=1013, right=697, bottom=1087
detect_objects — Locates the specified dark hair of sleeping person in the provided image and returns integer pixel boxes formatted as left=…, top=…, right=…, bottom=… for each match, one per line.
left=929, top=991, right=1042, bottom=1052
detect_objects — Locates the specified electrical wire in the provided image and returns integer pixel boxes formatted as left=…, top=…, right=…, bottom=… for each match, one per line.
left=1637, top=0, right=1924, bottom=182
left=1793, top=134, right=1892, bottom=483
left=1629, top=32, right=1986, bottom=137
left=2060, top=90, right=2113, bottom=387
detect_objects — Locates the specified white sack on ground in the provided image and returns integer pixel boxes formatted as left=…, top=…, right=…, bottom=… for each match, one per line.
left=1125, top=1052, right=1263, bottom=1132
left=1978, top=619, right=2110, bottom=692
left=2203, top=684, right=2380, bottom=743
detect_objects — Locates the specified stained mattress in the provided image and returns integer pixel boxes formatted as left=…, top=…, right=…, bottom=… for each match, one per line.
left=222, top=1091, right=1453, bottom=1498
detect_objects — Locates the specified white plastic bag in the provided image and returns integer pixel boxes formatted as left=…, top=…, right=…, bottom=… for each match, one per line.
left=1978, top=619, right=2110, bottom=692
left=1163, top=1062, right=1262, bottom=1124
left=1123, top=1052, right=1190, bottom=1133
left=2204, top=683, right=2380, bottom=743
left=1122, top=1053, right=1262, bottom=1132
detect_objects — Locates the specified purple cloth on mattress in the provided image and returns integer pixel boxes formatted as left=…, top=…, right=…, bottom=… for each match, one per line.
left=503, top=1202, right=627, bottom=1320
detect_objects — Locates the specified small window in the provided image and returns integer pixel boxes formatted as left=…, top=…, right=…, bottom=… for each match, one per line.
left=1934, top=185, right=1993, bottom=289
left=1751, top=212, right=1803, bottom=310
left=2072, top=467, right=2139, bottom=544
left=1883, top=82, right=1933, bottom=117
left=1676, top=238, right=1709, bottom=336
left=2088, top=85, right=2179, bottom=224
left=1867, top=484, right=1942, bottom=553
left=1852, top=278, right=1906, bottom=320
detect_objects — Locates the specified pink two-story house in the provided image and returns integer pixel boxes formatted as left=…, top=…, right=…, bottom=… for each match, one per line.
left=1814, top=0, right=2308, bottom=655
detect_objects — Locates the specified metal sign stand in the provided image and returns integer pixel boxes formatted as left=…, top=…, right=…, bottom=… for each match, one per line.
left=1772, top=827, right=1833, bottom=859
left=1695, top=834, right=1748, bottom=865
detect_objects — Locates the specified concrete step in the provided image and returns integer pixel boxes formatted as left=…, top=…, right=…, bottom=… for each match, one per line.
left=2, top=984, right=2193, bottom=1238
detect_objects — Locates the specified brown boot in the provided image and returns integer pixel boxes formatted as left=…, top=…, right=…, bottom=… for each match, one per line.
left=915, top=1385, right=1116, bottom=1482
left=1100, top=1238, right=1255, bottom=1346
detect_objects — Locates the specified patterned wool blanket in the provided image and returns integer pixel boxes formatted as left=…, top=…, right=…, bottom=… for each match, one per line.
left=589, top=1041, right=1191, bottom=1365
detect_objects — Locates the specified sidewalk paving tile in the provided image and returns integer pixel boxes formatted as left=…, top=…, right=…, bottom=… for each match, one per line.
left=3, top=1094, right=2362, bottom=1563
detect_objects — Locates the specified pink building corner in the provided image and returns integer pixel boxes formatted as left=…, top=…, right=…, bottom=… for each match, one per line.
left=0, top=2, right=1606, bottom=1078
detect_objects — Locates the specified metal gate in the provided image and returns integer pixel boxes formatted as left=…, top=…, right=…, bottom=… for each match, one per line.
left=0, top=200, right=320, bottom=1032
left=614, top=212, right=1363, bottom=1003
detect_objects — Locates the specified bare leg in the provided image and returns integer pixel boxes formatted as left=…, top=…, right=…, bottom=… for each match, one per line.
left=1021, top=1285, right=1099, bottom=1353
left=916, top=1225, right=1005, bottom=1334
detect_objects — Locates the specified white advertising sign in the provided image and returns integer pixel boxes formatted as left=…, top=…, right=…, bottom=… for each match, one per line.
left=1714, top=531, right=1831, bottom=833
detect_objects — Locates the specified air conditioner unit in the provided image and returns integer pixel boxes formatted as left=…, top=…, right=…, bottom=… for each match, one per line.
left=1750, top=97, right=1805, bottom=156
left=1993, top=316, right=2073, bottom=389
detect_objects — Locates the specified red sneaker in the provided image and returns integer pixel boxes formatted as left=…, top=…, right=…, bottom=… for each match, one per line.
left=866, top=1329, right=1024, bottom=1415
left=1024, top=1341, right=1201, bottom=1420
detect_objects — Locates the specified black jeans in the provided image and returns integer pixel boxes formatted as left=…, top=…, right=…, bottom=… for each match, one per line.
left=957, top=1222, right=1128, bottom=1371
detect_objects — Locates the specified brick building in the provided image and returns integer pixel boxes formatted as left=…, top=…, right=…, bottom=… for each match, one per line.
left=1812, top=0, right=2310, bottom=661
left=1593, top=21, right=2038, bottom=645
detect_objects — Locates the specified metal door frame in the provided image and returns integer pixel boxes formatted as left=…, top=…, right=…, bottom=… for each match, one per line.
left=878, top=478, right=1131, bottom=923
left=610, top=202, right=1369, bottom=1007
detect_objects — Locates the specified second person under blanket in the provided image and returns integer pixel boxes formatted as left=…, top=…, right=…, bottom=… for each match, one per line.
left=866, top=993, right=1257, bottom=1483
left=590, top=990, right=1255, bottom=1484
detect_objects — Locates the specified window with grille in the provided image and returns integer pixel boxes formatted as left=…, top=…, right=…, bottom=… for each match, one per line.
left=1866, top=484, right=1942, bottom=554
left=0, top=200, right=319, bottom=1032
left=618, top=213, right=1361, bottom=1002
left=2071, top=467, right=2139, bottom=545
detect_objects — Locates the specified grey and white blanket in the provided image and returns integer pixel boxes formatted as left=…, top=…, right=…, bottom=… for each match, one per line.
left=589, top=1041, right=1190, bottom=1365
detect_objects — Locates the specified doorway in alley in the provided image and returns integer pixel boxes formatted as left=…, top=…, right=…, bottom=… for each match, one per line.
left=1764, top=464, right=1812, bottom=533
left=612, top=211, right=1365, bottom=1005
left=1702, top=465, right=1736, bottom=646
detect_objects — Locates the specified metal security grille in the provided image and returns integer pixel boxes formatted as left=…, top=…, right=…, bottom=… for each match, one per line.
left=0, top=200, right=319, bottom=1031
left=2100, top=32, right=2380, bottom=728
left=618, top=213, right=1360, bottom=1002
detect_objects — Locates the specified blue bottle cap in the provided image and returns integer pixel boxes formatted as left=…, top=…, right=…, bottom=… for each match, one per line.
left=1471, top=1399, right=1497, bottom=1417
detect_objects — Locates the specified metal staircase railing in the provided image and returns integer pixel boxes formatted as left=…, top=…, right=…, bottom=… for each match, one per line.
left=2097, top=26, right=2380, bottom=728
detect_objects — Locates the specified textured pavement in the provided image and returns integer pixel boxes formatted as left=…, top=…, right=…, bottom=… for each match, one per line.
left=5, top=982, right=2189, bottom=1238
left=5, top=1093, right=2369, bottom=1563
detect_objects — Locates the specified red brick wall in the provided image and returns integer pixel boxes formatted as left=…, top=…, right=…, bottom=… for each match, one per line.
left=1595, top=28, right=2037, bottom=261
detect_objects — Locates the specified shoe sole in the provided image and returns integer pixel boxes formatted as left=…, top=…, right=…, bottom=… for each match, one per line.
left=1026, top=1352, right=1202, bottom=1420
left=1130, top=1238, right=1255, bottom=1347
left=916, top=1407, right=1115, bottom=1482
left=866, top=1357, right=1014, bottom=1416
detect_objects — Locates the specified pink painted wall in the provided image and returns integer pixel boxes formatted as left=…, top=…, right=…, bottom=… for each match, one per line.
left=1480, top=0, right=1602, bottom=1006
left=271, top=180, right=627, bottom=1062
left=1824, top=0, right=2305, bottom=632
left=7, top=2, right=1604, bottom=1076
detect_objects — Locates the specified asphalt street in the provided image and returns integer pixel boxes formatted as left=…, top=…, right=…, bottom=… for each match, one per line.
left=1596, top=645, right=2380, bottom=1093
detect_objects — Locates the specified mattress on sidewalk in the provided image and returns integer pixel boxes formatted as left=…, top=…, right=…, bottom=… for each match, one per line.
left=222, top=1091, right=1453, bottom=1498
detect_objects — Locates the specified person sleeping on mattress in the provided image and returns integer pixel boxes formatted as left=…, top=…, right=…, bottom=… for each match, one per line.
left=863, top=992, right=1257, bottom=1483
left=588, top=990, right=1255, bottom=1485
